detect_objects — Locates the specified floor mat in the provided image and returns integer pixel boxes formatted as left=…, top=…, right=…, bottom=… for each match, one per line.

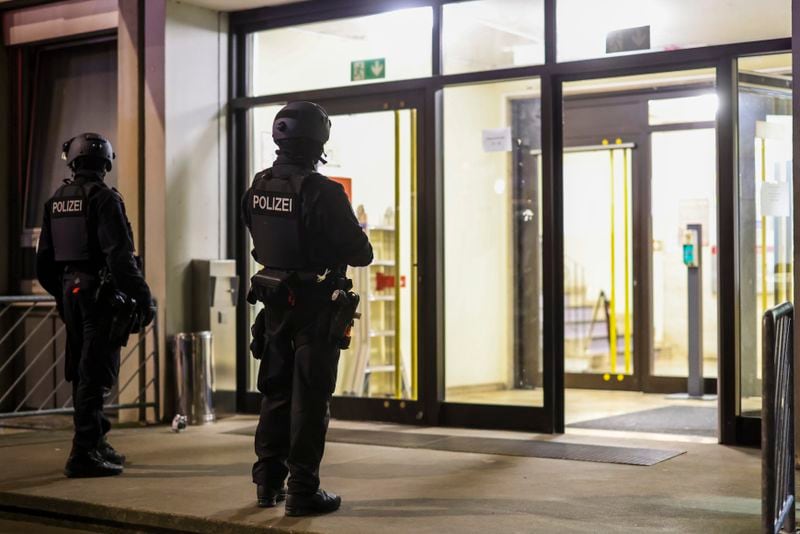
left=226, top=426, right=685, bottom=466
left=568, top=406, right=717, bottom=437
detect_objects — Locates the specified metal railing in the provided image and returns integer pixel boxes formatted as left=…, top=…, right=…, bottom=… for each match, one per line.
left=761, top=302, right=795, bottom=534
left=0, top=295, right=159, bottom=422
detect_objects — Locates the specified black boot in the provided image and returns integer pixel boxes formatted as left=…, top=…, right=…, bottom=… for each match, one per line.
left=97, top=437, right=126, bottom=466
left=285, top=489, right=341, bottom=517
left=257, top=485, right=288, bottom=508
left=64, top=449, right=124, bottom=478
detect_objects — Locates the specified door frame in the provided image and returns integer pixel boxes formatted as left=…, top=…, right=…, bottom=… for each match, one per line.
left=234, top=89, right=433, bottom=426
left=560, top=85, right=721, bottom=397
left=552, top=54, right=777, bottom=443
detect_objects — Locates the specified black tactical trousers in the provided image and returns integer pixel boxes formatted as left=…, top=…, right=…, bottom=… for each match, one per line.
left=62, top=273, right=121, bottom=453
left=252, top=304, right=340, bottom=495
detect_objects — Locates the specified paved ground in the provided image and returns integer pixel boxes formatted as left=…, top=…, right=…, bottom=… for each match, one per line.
left=0, top=417, right=762, bottom=533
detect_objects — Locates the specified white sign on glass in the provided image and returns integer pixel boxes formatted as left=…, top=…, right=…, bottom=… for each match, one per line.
left=760, top=181, right=791, bottom=218
left=482, top=127, right=512, bottom=152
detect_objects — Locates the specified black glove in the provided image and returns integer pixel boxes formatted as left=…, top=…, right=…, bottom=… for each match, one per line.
left=138, top=299, right=156, bottom=328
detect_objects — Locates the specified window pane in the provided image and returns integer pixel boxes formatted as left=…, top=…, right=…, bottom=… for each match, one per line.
left=26, top=40, right=118, bottom=229
left=247, top=106, right=419, bottom=400
left=444, top=78, right=543, bottom=407
left=321, top=110, right=418, bottom=401
left=563, top=148, right=635, bottom=377
left=557, top=0, right=790, bottom=62
left=442, top=0, right=544, bottom=75
left=651, top=128, right=718, bottom=378
left=648, top=94, right=718, bottom=126
left=250, top=7, right=432, bottom=96
left=247, top=104, right=283, bottom=392
left=737, top=53, right=793, bottom=418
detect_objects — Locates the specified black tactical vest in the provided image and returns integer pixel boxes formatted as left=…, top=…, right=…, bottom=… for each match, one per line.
left=248, top=169, right=310, bottom=271
left=50, top=181, right=94, bottom=262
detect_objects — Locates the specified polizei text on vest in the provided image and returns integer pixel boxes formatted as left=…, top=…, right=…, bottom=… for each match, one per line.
left=253, top=194, right=294, bottom=214
left=53, top=199, right=83, bottom=214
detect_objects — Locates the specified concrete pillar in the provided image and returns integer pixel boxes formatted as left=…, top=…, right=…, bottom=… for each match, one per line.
left=117, top=0, right=166, bottom=423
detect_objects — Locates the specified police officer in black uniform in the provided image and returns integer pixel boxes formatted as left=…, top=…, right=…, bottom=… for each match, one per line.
left=36, top=133, right=154, bottom=478
left=243, top=102, right=373, bottom=516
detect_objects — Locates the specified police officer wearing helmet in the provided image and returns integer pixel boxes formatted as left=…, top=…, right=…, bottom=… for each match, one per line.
left=36, top=133, right=154, bottom=478
left=243, top=101, right=373, bottom=516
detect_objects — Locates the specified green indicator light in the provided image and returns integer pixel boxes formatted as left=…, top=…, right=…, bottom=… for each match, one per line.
left=683, top=244, right=694, bottom=266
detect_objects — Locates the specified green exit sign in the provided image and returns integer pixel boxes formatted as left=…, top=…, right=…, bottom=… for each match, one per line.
left=351, top=58, right=385, bottom=82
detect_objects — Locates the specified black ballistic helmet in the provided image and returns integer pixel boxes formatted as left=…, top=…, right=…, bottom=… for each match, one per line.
left=62, top=132, right=116, bottom=172
left=272, top=101, right=331, bottom=145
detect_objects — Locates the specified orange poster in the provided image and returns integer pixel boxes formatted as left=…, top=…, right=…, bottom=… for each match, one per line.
left=329, top=176, right=352, bottom=202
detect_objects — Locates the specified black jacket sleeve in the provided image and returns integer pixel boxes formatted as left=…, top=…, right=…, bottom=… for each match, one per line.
left=35, top=203, right=63, bottom=300
left=241, top=187, right=260, bottom=264
left=241, top=187, right=252, bottom=229
left=94, top=190, right=152, bottom=306
left=315, top=182, right=373, bottom=267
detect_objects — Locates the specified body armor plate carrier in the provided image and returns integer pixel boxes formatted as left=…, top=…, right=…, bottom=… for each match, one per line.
left=248, top=169, right=312, bottom=271
left=50, top=181, right=97, bottom=263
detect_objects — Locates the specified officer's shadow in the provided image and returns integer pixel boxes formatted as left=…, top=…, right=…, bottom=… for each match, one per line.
left=210, top=496, right=543, bottom=529
left=122, top=462, right=252, bottom=478
left=335, top=497, right=537, bottom=518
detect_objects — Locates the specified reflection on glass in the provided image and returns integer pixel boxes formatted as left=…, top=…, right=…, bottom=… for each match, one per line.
left=563, top=147, right=633, bottom=378
left=651, top=129, right=718, bottom=378
left=442, top=0, right=544, bottom=75
left=250, top=7, right=432, bottom=96
left=557, top=0, right=790, bottom=62
left=738, top=53, right=793, bottom=417
left=443, top=79, right=543, bottom=407
left=247, top=107, right=419, bottom=399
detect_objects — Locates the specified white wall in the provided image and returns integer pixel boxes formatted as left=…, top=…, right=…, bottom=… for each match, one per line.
left=165, top=0, right=227, bottom=335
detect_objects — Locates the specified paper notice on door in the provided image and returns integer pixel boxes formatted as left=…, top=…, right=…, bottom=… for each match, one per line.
left=760, top=181, right=791, bottom=217
left=482, top=127, right=512, bottom=152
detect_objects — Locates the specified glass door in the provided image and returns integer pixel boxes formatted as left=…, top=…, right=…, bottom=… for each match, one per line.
left=563, top=143, right=635, bottom=385
left=439, top=78, right=550, bottom=432
left=321, top=108, right=418, bottom=402
left=561, top=69, right=722, bottom=438
left=736, top=53, right=793, bottom=421
left=244, top=93, right=422, bottom=422
left=650, top=125, right=718, bottom=383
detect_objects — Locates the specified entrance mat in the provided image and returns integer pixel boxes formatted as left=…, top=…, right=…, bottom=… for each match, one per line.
left=226, top=426, right=685, bottom=466
left=568, top=406, right=717, bottom=437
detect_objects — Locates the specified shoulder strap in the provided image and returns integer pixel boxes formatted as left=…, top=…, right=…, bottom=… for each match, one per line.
left=255, top=168, right=311, bottom=196
left=289, top=172, right=310, bottom=195
left=252, top=169, right=271, bottom=187
left=54, top=180, right=90, bottom=208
